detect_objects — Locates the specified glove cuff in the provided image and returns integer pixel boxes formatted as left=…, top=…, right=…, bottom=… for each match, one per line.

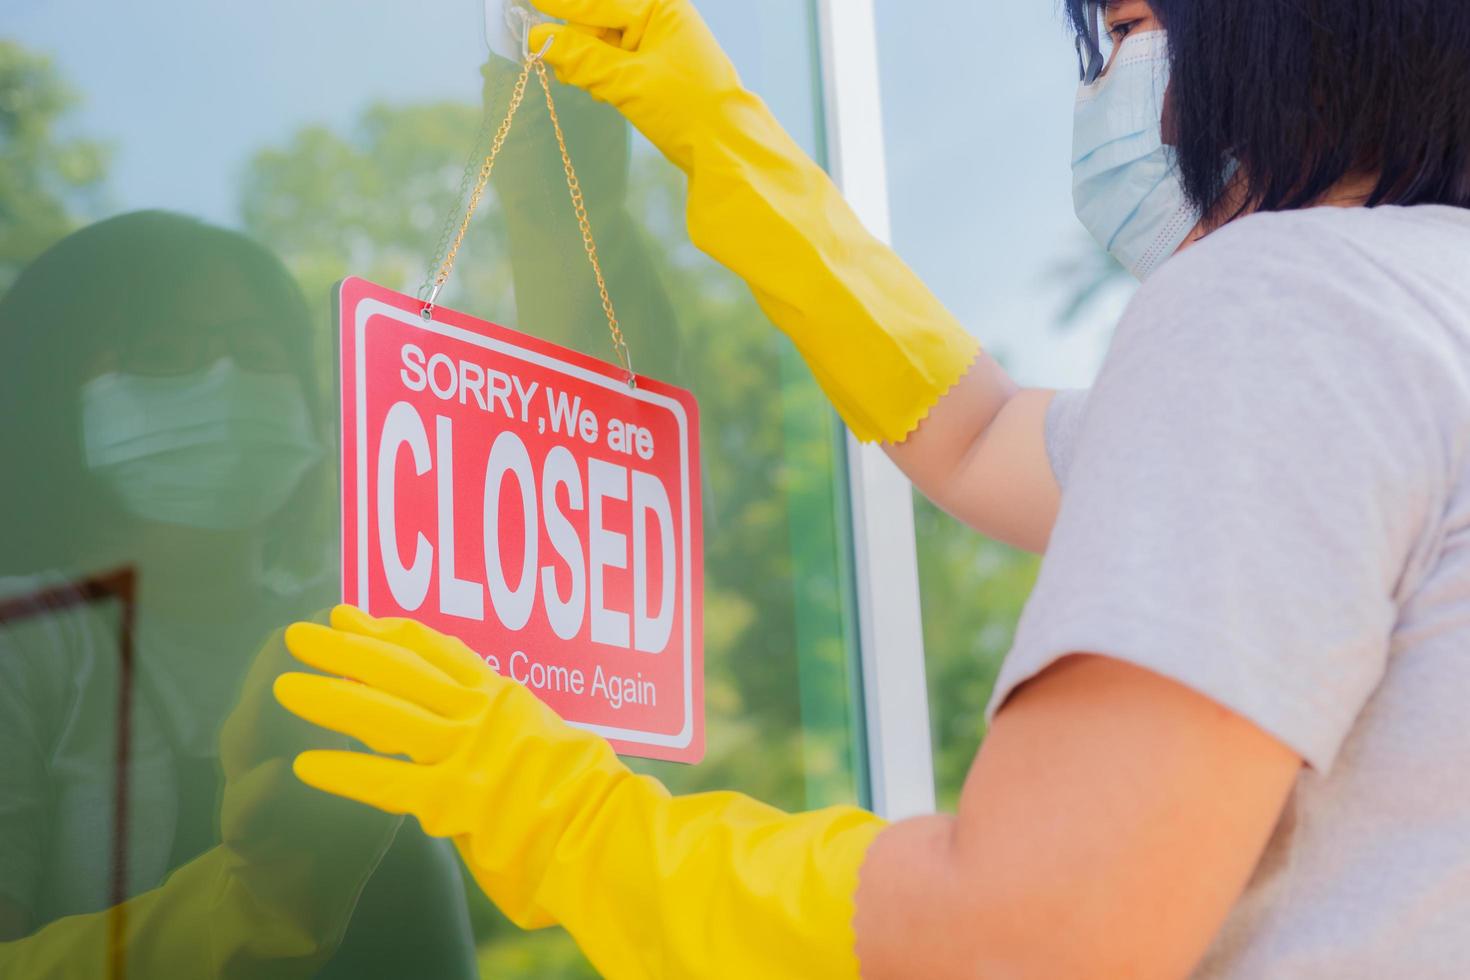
left=532, top=783, right=888, bottom=979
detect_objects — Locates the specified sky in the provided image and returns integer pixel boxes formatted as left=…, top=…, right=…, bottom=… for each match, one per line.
left=5, top=0, right=818, bottom=222
left=874, top=0, right=1131, bottom=387
left=5, top=0, right=1126, bottom=389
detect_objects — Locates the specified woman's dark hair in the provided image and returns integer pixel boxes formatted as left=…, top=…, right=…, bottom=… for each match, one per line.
left=1067, top=0, right=1470, bottom=219
left=0, top=210, right=327, bottom=576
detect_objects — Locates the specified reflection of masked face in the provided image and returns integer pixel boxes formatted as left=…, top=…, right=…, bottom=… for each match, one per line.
left=81, top=358, right=322, bottom=530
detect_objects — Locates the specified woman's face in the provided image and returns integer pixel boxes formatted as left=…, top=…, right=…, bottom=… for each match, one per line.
left=1092, top=0, right=1225, bottom=251
left=1097, top=0, right=1163, bottom=77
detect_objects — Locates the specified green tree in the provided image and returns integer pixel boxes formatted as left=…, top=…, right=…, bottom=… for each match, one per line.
left=0, top=40, right=108, bottom=292
left=239, top=99, right=517, bottom=391
left=914, top=500, right=1041, bottom=809
left=1050, top=234, right=1129, bottom=329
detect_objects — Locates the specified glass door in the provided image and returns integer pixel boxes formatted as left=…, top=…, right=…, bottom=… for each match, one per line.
left=0, top=2, right=867, bottom=974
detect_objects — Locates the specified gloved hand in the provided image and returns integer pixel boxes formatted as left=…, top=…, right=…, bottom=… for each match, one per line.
left=526, top=0, right=980, bottom=443
left=0, top=626, right=400, bottom=979
left=528, top=0, right=738, bottom=175
left=274, top=606, right=886, bottom=979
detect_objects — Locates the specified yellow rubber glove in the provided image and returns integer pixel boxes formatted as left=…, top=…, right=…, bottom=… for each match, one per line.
left=526, top=0, right=979, bottom=444
left=274, top=606, right=886, bottom=979
left=0, top=627, right=400, bottom=979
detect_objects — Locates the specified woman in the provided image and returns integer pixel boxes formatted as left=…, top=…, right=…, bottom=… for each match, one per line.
left=274, top=0, right=1470, bottom=977
left=0, top=211, right=477, bottom=977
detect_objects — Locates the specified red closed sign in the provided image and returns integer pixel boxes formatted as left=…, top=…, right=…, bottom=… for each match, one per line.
left=338, top=278, right=704, bottom=762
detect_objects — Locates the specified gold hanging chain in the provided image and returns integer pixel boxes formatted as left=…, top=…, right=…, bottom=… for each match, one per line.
left=421, top=49, right=635, bottom=388
left=421, top=59, right=532, bottom=316
left=532, top=59, right=633, bottom=386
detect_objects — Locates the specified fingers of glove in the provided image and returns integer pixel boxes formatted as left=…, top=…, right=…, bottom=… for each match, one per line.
left=529, top=0, right=650, bottom=32
left=561, top=21, right=623, bottom=46
left=293, top=750, right=437, bottom=819
left=284, top=622, right=482, bottom=719
left=330, top=605, right=490, bottom=689
left=274, top=672, right=461, bottom=764
left=533, top=23, right=635, bottom=97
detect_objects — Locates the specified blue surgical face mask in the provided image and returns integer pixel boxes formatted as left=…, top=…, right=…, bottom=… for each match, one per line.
left=1071, top=30, right=1197, bottom=281
left=81, top=358, right=323, bottom=531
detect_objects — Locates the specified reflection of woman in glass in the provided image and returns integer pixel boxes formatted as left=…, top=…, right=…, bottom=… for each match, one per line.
left=0, top=211, right=475, bottom=977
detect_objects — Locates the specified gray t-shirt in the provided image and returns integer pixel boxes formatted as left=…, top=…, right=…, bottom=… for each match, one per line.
left=988, top=204, right=1470, bottom=978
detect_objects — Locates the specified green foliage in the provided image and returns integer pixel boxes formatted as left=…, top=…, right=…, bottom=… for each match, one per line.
left=1049, top=233, right=1128, bottom=330
left=914, top=497, right=1041, bottom=810
left=240, top=101, right=512, bottom=306
left=0, top=40, right=109, bottom=291
left=239, top=100, right=517, bottom=392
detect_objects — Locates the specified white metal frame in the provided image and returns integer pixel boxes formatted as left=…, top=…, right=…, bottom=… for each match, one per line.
left=817, top=0, right=938, bottom=820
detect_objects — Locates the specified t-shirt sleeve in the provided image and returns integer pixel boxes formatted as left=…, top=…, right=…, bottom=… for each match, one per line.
left=987, top=235, right=1438, bottom=773
left=1044, top=387, right=1089, bottom=490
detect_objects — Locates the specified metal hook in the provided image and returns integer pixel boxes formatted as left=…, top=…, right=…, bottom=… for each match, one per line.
left=420, top=281, right=444, bottom=321
left=618, top=346, right=637, bottom=389
left=505, top=3, right=553, bottom=63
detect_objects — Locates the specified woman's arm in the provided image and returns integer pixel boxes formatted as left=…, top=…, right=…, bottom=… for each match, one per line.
left=273, top=610, right=1299, bottom=979
left=854, top=654, right=1300, bottom=978
left=885, top=360, right=1060, bottom=552
left=526, top=0, right=1063, bottom=551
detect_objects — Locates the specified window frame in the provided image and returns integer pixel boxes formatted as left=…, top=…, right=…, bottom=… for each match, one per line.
left=817, top=0, right=937, bottom=820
